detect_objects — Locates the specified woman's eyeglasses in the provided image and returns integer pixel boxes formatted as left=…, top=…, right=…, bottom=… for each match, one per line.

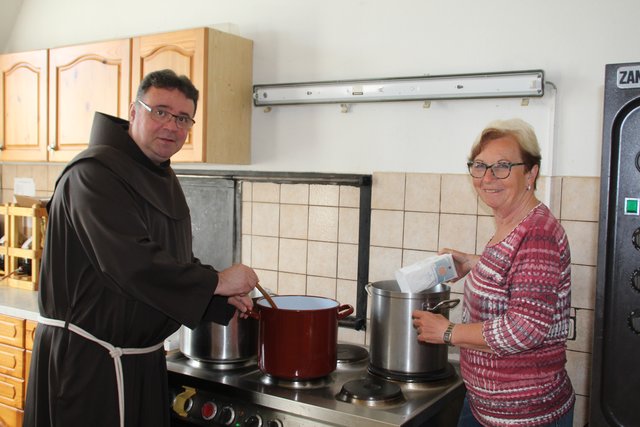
left=467, top=161, right=525, bottom=179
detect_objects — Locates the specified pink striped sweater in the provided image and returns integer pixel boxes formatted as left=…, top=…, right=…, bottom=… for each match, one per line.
left=460, top=203, right=575, bottom=426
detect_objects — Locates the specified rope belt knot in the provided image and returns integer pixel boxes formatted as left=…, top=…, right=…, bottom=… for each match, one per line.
left=38, top=316, right=165, bottom=427
left=110, top=347, right=124, bottom=358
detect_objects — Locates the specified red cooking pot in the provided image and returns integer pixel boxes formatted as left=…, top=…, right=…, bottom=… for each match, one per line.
left=248, top=295, right=353, bottom=380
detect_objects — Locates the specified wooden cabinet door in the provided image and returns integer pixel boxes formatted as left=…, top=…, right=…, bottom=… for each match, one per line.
left=0, top=402, right=22, bottom=427
left=0, top=344, right=24, bottom=379
left=131, top=28, right=206, bottom=163
left=48, top=39, right=131, bottom=162
left=132, top=28, right=252, bottom=164
left=24, top=321, right=36, bottom=351
left=0, top=316, right=24, bottom=349
left=0, top=50, right=48, bottom=161
left=0, top=373, right=23, bottom=409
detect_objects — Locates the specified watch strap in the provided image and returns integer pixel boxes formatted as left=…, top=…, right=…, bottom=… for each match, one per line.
left=443, top=322, right=455, bottom=346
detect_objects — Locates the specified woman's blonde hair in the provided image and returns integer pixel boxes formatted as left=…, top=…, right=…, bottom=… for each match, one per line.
left=469, top=118, right=542, bottom=188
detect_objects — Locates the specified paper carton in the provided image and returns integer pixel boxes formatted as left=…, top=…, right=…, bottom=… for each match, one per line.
left=394, top=253, right=458, bottom=293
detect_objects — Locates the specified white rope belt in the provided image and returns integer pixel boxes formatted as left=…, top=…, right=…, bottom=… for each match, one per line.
left=38, top=316, right=164, bottom=427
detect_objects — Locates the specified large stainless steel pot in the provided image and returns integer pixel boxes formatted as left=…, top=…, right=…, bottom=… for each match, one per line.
left=179, top=311, right=258, bottom=364
left=368, top=280, right=459, bottom=380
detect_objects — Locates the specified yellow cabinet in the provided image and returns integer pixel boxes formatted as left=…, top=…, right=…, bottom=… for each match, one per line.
left=24, top=320, right=36, bottom=390
left=0, top=315, right=25, bottom=426
left=132, top=27, right=253, bottom=164
left=48, top=39, right=131, bottom=162
left=0, top=50, right=49, bottom=162
left=0, top=401, right=22, bottom=427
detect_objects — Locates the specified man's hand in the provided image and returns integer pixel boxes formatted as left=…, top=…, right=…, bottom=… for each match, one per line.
left=228, top=294, right=254, bottom=317
left=215, top=264, right=258, bottom=296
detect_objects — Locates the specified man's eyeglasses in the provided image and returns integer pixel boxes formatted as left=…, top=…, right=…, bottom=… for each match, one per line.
left=467, top=161, right=526, bottom=179
left=136, top=99, right=195, bottom=130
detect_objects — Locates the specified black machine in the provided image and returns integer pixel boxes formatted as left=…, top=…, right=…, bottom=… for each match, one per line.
left=591, top=62, right=640, bottom=426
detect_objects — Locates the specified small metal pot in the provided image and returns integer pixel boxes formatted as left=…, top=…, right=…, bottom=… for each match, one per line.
left=368, top=280, right=459, bottom=380
left=179, top=312, right=258, bottom=364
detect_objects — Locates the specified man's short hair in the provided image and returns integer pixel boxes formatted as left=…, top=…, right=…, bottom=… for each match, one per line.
left=136, top=69, right=199, bottom=114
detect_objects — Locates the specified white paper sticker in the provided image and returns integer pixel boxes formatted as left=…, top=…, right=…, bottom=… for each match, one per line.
left=14, top=177, right=36, bottom=197
left=617, top=65, right=640, bottom=89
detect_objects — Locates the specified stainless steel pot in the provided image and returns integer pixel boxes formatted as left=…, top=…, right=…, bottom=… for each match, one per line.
left=179, top=311, right=258, bottom=364
left=368, top=280, right=459, bottom=380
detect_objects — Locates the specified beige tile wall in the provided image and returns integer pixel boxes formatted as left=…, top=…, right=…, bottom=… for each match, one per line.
left=368, top=172, right=599, bottom=427
left=0, top=163, right=64, bottom=203
left=241, top=181, right=364, bottom=343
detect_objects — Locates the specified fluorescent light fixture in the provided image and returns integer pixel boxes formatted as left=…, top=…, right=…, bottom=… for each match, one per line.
left=253, top=70, right=544, bottom=106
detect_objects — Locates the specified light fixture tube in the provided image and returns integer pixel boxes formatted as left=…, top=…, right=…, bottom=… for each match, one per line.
left=253, top=70, right=544, bottom=106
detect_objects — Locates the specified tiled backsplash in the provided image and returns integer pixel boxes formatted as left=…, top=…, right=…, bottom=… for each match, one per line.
left=0, top=164, right=599, bottom=427
left=240, top=181, right=364, bottom=342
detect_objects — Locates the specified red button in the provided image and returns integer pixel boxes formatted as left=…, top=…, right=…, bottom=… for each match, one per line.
left=201, top=401, right=217, bottom=420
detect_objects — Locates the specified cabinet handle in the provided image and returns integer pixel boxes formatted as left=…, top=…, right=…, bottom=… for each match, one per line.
left=47, top=144, right=56, bottom=152
left=0, top=142, right=4, bottom=151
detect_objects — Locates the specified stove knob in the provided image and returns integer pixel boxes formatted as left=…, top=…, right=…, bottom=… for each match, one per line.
left=629, top=311, right=640, bottom=334
left=632, top=269, right=640, bottom=293
left=267, top=420, right=283, bottom=427
left=633, top=228, right=640, bottom=251
left=219, top=406, right=236, bottom=426
left=201, top=401, right=218, bottom=421
left=245, top=414, right=263, bottom=427
left=172, top=386, right=196, bottom=417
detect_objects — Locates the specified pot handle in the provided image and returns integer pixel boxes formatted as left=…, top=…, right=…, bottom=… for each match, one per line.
left=365, top=283, right=373, bottom=296
left=422, top=298, right=460, bottom=313
left=245, top=308, right=260, bottom=320
left=337, top=304, right=354, bottom=320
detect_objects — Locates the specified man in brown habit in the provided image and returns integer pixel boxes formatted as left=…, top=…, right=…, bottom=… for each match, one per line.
left=24, top=69, right=258, bottom=427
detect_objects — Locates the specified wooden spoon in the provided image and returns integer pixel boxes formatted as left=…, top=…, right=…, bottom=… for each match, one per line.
left=255, top=283, right=278, bottom=309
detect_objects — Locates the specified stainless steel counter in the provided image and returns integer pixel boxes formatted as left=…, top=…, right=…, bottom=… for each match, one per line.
left=0, top=286, right=39, bottom=320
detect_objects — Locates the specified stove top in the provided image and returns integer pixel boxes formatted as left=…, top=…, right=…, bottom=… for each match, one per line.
left=166, top=344, right=464, bottom=426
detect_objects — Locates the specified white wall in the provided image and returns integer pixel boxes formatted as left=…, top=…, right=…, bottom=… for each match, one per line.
left=3, top=0, right=640, bottom=176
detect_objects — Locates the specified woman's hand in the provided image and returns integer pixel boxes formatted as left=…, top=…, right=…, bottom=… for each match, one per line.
left=411, top=310, right=451, bottom=344
left=413, top=309, right=493, bottom=352
left=439, top=248, right=480, bottom=278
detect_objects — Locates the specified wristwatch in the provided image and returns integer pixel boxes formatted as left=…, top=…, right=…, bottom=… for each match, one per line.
left=443, top=322, right=455, bottom=346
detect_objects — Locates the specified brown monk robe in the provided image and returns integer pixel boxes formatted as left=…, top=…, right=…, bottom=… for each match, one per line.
left=24, top=112, right=236, bottom=427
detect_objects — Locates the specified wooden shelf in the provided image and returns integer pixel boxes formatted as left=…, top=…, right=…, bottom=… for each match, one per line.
left=1, top=204, right=47, bottom=291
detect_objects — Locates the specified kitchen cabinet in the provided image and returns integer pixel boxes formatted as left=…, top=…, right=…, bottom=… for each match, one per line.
left=0, top=314, right=26, bottom=426
left=0, top=50, right=49, bottom=162
left=48, top=39, right=131, bottom=162
left=24, top=320, right=36, bottom=388
left=132, top=27, right=253, bottom=164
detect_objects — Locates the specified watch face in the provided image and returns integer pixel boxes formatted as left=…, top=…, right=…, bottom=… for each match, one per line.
left=443, top=323, right=454, bottom=345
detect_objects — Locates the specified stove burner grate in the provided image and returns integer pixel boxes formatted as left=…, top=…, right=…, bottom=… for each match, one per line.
left=336, top=377, right=406, bottom=407
left=260, top=374, right=333, bottom=390
left=336, top=343, right=369, bottom=365
left=184, top=356, right=256, bottom=371
left=368, top=362, right=455, bottom=383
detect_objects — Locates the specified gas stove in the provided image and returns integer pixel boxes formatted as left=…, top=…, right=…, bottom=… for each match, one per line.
left=166, top=343, right=465, bottom=426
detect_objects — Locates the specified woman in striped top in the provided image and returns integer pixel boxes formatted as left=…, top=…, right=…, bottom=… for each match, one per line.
left=412, top=118, right=575, bottom=426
